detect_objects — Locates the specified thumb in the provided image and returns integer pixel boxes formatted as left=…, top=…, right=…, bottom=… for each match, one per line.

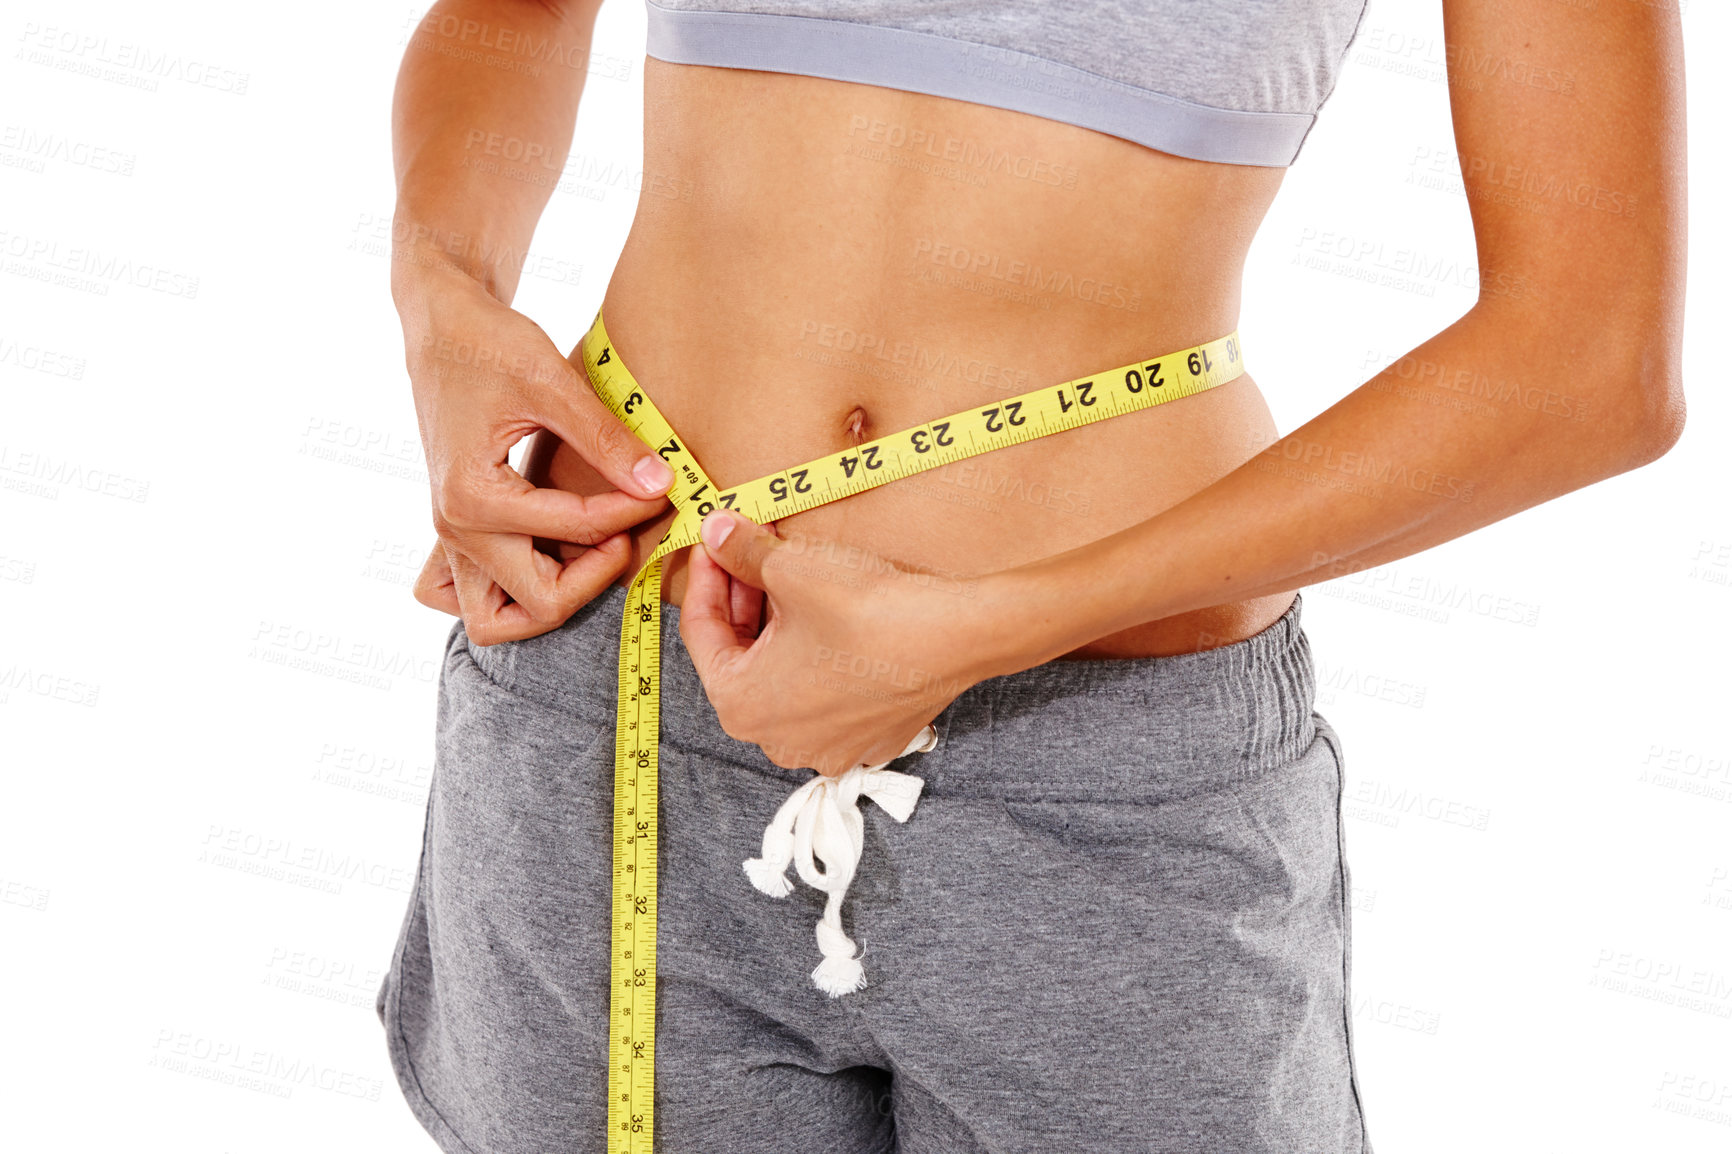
left=698, top=509, right=784, bottom=592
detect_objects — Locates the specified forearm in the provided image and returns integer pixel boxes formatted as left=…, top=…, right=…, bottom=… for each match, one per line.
left=965, top=0, right=1689, bottom=679
left=978, top=301, right=1685, bottom=678
left=390, top=0, right=602, bottom=308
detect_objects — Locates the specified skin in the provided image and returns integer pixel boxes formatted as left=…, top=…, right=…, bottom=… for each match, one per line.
left=392, top=0, right=1686, bottom=777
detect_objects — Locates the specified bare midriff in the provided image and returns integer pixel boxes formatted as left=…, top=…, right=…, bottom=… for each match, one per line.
left=527, top=59, right=1298, bottom=659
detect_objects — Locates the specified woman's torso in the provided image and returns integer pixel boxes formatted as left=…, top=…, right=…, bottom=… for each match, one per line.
left=531, top=58, right=1297, bottom=658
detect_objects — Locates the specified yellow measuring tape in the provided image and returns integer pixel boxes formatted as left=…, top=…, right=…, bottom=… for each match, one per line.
left=580, top=309, right=1244, bottom=1152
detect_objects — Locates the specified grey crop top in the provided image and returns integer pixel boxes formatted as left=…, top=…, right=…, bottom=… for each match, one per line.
left=644, top=0, right=1372, bottom=167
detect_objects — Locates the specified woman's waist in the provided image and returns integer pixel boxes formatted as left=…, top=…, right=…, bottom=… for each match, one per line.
left=571, top=481, right=1297, bottom=658
left=464, top=581, right=1322, bottom=800
left=567, top=496, right=1297, bottom=660
left=540, top=297, right=1293, bottom=657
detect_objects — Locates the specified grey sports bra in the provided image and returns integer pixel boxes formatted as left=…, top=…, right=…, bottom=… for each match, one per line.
left=644, top=0, right=1372, bottom=167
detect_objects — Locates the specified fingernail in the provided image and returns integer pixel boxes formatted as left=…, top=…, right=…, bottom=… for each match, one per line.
left=633, top=455, right=673, bottom=494
left=701, top=511, right=735, bottom=548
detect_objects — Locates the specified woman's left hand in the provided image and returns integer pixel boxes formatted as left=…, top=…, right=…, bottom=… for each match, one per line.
left=679, top=509, right=994, bottom=776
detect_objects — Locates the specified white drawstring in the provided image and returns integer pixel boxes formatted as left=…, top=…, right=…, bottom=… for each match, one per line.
left=742, top=725, right=939, bottom=997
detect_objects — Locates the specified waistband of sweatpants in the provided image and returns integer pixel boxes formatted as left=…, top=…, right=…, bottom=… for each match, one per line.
left=461, top=586, right=1319, bottom=804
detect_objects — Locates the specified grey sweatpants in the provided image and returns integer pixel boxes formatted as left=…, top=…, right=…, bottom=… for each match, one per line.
left=378, top=587, right=1372, bottom=1153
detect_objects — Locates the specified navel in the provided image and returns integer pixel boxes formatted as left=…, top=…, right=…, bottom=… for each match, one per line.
left=842, top=405, right=869, bottom=445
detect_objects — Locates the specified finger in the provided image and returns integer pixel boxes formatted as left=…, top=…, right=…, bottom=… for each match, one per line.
left=680, top=534, right=759, bottom=685
left=447, top=546, right=510, bottom=634
left=801, top=723, right=934, bottom=780
left=451, top=532, right=635, bottom=645
left=739, top=521, right=782, bottom=635
left=760, top=740, right=818, bottom=773
left=724, top=518, right=779, bottom=638
left=413, top=544, right=460, bottom=616
left=853, top=722, right=941, bottom=772
left=539, top=356, right=677, bottom=499
left=728, top=574, right=765, bottom=640
left=746, top=522, right=783, bottom=636
left=452, top=535, right=632, bottom=645
left=448, top=466, right=668, bottom=545
left=697, top=510, right=784, bottom=593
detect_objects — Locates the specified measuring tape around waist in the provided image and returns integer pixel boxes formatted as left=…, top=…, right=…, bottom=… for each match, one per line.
left=580, top=308, right=1244, bottom=1153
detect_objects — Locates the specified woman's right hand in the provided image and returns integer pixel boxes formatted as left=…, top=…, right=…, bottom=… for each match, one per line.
left=396, top=262, right=674, bottom=645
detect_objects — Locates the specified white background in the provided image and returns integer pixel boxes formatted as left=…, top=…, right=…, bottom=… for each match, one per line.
left=2, top=0, right=1728, bottom=1150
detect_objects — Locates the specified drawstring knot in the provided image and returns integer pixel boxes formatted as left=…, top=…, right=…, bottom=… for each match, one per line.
left=742, top=725, right=938, bottom=997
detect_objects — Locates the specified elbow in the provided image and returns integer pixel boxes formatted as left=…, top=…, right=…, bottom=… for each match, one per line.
left=1632, top=386, right=1686, bottom=465
left=1591, top=343, right=1686, bottom=474
left=1622, top=336, right=1687, bottom=467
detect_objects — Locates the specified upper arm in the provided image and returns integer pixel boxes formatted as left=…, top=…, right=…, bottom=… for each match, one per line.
left=1440, top=0, right=1686, bottom=433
